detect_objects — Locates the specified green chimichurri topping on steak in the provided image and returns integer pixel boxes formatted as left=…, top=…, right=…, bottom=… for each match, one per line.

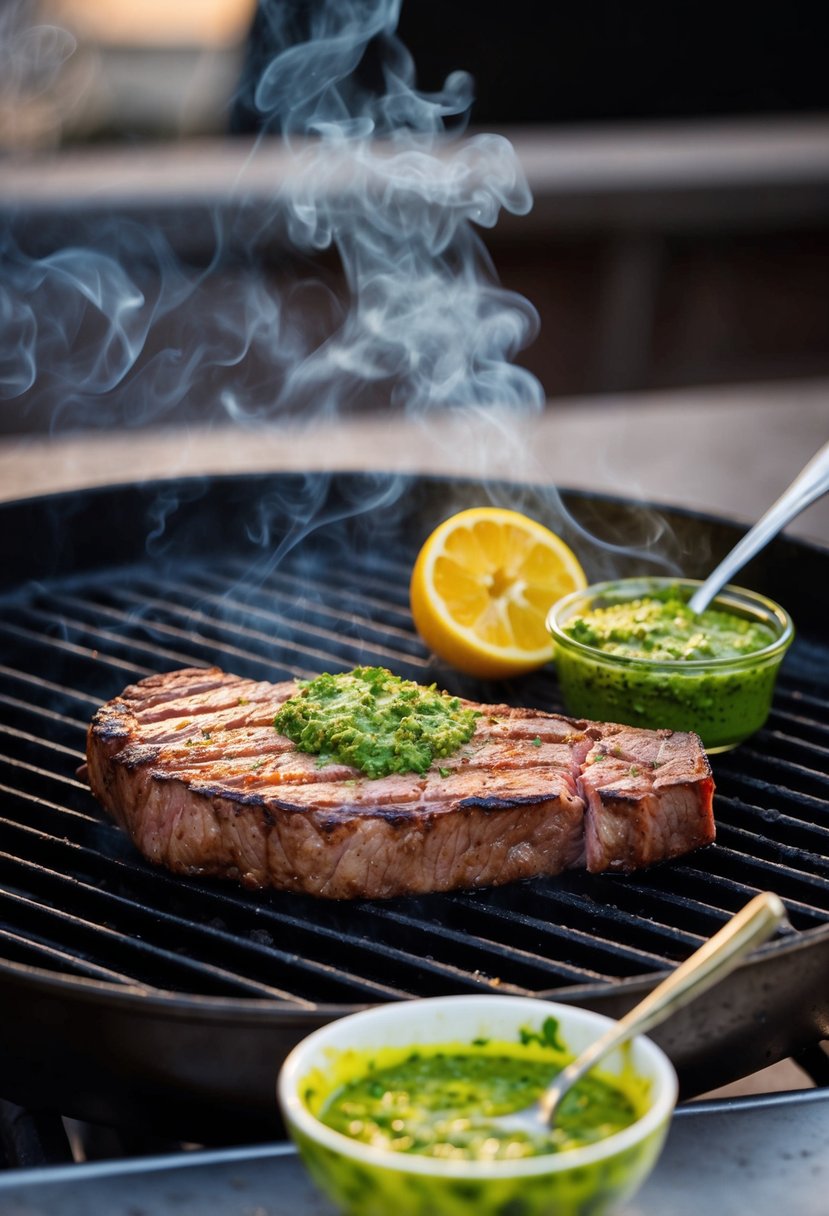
left=273, top=666, right=480, bottom=779
left=85, top=666, right=715, bottom=899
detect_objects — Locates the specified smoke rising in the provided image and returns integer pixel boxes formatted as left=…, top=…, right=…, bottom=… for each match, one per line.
left=0, top=0, right=692, bottom=683
left=1, top=0, right=544, bottom=437
left=258, top=0, right=543, bottom=415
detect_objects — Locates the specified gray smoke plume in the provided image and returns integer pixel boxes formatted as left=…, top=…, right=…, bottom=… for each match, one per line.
left=247, top=0, right=544, bottom=417
left=1, top=0, right=544, bottom=433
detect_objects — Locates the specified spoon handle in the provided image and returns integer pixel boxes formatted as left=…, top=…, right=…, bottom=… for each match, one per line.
left=539, top=891, right=786, bottom=1124
left=688, top=439, right=829, bottom=614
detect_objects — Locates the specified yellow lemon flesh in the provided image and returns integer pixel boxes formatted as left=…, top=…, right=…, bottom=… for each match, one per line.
left=410, top=507, right=587, bottom=679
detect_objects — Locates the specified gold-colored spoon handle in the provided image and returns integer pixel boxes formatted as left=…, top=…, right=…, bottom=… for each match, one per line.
left=539, top=891, right=787, bottom=1124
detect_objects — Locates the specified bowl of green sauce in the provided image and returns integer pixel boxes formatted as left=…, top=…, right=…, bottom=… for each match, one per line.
left=277, top=994, right=678, bottom=1216
left=546, top=577, right=794, bottom=752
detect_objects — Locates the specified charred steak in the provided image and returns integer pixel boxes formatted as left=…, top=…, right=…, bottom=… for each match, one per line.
left=85, top=667, right=715, bottom=900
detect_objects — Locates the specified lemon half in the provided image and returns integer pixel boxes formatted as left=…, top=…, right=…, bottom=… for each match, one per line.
left=410, top=507, right=587, bottom=678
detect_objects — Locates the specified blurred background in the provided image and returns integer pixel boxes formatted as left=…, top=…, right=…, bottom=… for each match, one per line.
left=0, top=0, right=827, bottom=537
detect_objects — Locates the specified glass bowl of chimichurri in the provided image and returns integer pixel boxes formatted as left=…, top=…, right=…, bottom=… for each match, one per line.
left=277, top=994, right=678, bottom=1216
left=546, top=578, right=794, bottom=752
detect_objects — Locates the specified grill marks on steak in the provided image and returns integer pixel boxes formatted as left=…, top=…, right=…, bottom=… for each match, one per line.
left=86, top=667, right=715, bottom=900
left=580, top=727, right=717, bottom=873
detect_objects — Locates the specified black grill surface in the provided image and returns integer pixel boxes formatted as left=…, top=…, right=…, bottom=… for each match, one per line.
left=1, top=472, right=828, bottom=1138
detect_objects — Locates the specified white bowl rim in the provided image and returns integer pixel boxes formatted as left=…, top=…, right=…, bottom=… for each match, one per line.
left=277, top=994, right=679, bottom=1180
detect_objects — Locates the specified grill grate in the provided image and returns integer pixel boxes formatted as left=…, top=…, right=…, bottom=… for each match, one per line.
left=2, top=474, right=829, bottom=1133
left=2, top=512, right=829, bottom=1010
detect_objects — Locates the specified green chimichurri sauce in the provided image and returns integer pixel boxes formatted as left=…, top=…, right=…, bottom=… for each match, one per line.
left=553, top=585, right=788, bottom=751
left=319, top=1045, right=639, bottom=1161
left=563, top=596, right=776, bottom=662
left=273, top=666, right=480, bottom=779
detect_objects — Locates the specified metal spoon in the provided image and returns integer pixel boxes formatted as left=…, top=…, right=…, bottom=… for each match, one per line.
left=492, top=890, right=786, bottom=1135
left=688, top=439, right=829, bottom=615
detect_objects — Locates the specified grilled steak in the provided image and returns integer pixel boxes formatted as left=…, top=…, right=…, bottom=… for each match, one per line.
left=85, top=667, right=715, bottom=899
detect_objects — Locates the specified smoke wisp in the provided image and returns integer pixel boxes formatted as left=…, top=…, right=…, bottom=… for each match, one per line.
left=2, top=0, right=544, bottom=437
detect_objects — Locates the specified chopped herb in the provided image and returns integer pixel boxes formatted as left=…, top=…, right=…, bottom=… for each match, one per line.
left=629, top=765, right=640, bottom=777
left=318, top=1041, right=638, bottom=1160
left=439, top=767, right=451, bottom=778
left=532, top=736, right=542, bottom=747
left=562, top=592, right=775, bottom=662
left=519, top=1016, right=565, bottom=1052
left=273, top=667, right=480, bottom=780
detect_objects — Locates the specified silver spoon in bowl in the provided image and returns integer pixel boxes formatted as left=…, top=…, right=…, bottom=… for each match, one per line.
left=491, top=890, right=786, bottom=1135
left=688, top=439, right=829, bottom=615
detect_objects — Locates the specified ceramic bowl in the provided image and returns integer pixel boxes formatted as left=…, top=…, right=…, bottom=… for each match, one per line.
left=277, top=994, right=678, bottom=1216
